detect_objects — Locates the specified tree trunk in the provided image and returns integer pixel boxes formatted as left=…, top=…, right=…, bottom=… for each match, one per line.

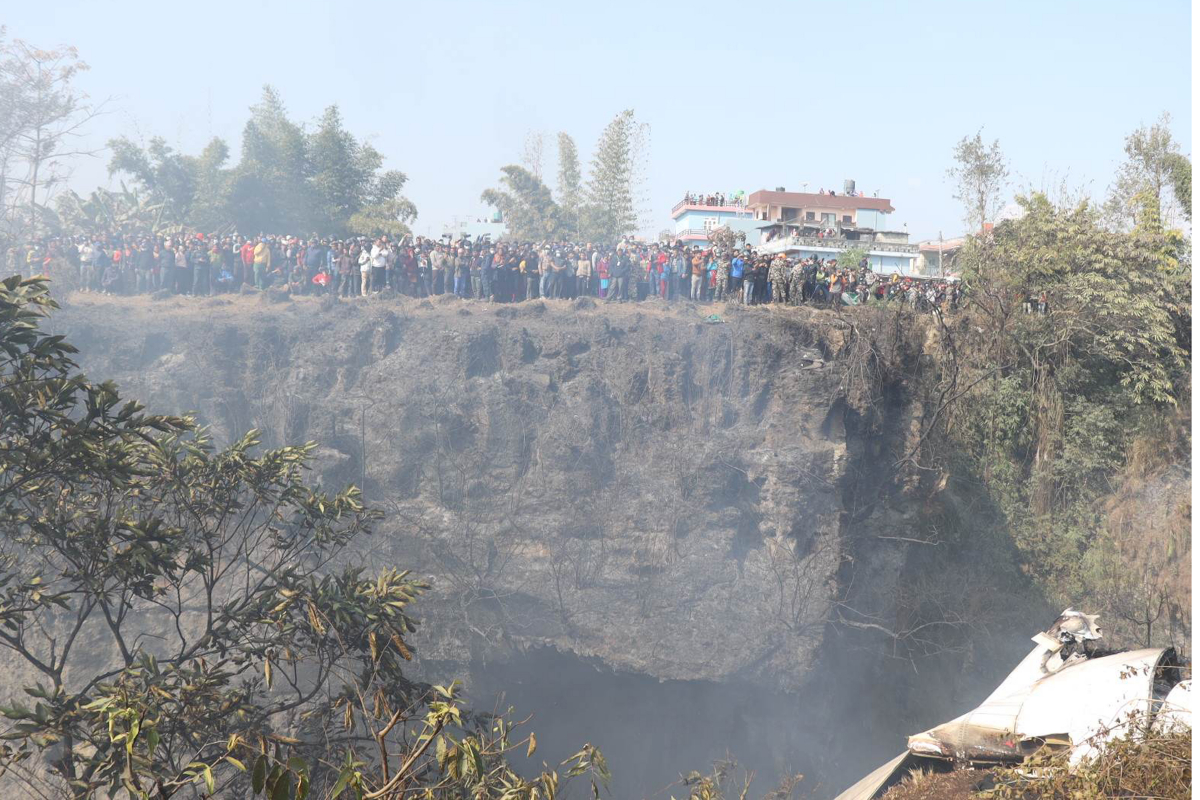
left=1030, top=365, right=1062, bottom=518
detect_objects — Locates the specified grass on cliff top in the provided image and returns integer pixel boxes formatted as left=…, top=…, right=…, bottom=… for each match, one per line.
left=881, top=728, right=1191, bottom=800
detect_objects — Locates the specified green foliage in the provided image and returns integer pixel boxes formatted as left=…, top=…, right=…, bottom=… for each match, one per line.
left=838, top=245, right=868, bottom=269
left=347, top=198, right=417, bottom=239
left=106, top=136, right=204, bottom=223
left=947, top=189, right=1190, bottom=616
left=0, top=36, right=94, bottom=240
left=947, top=129, right=1008, bottom=233
left=1107, top=112, right=1187, bottom=229
left=556, top=132, right=582, bottom=237
left=307, top=105, right=411, bottom=238
left=480, top=110, right=647, bottom=244
left=231, top=85, right=311, bottom=234
left=1165, top=151, right=1191, bottom=221
left=985, top=728, right=1191, bottom=799
left=104, top=88, right=416, bottom=238
left=481, top=165, right=566, bottom=241
left=53, top=184, right=168, bottom=236
left=579, top=110, right=641, bottom=244
left=0, top=275, right=609, bottom=799
left=669, top=757, right=805, bottom=800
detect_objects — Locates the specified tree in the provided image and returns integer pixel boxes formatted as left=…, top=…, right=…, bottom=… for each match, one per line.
left=0, top=276, right=613, bottom=800
left=950, top=191, right=1189, bottom=605
left=579, top=110, right=640, bottom=244
left=0, top=29, right=21, bottom=236
left=521, top=132, right=545, bottom=181
left=53, top=184, right=167, bottom=237
left=228, top=86, right=311, bottom=234
left=347, top=197, right=417, bottom=239
left=0, top=37, right=99, bottom=240
left=839, top=245, right=869, bottom=270
left=105, top=97, right=413, bottom=238
left=481, top=165, right=565, bottom=241
left=1164, top=151, right=1191, bottom=222
left=1107, top=112, right=1187, bottom=228
left=107, top=136, right=200, bottom=224
left=556, top=132, right=581, bottom=237
left=947, top=130, right=1009, bottom=234
left=188, top=137, right=233, bottom=232
left=306, top=105, right=406, bottom=238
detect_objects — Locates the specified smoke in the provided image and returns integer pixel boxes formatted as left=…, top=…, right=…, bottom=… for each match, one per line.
left=466, top=648, right=822, bottom=798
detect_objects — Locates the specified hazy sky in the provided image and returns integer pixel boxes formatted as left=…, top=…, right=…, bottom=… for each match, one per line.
left=5, top=0, right=1192, bottom=240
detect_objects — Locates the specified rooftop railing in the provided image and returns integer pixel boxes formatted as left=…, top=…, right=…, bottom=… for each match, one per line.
left=759, top=235, right=919, bottom=254
left=672, top=198, right=749, bottom=215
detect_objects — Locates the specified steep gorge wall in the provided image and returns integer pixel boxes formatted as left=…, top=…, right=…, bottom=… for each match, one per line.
left=45, top=293, right=1029, bottom=795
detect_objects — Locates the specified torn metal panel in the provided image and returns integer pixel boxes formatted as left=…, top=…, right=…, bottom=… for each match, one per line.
left=831, top=752, right=921, bottom=800
left=1153, top=679, right=1192, bottom=733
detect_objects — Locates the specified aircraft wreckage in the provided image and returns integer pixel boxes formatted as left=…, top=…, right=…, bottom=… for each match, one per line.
left=835, top=609, right=1192, bottom=800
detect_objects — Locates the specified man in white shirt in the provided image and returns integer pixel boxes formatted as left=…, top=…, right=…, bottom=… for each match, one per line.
left=369, top=239, right=390, bottom=294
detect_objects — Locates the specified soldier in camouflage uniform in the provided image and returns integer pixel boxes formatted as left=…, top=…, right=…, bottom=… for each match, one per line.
left=787, top=259, right=806, bottom=306
left=715, top=255, right=731, bottom=302
left=769, top=255, right=790, bottom=304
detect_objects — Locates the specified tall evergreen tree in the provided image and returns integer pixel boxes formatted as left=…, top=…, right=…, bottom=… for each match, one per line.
left=229, top=85, right=310, bottom=234
left=189, top=137, right=232, bottom=231
left=556, top=132, right=581, bottom=236
left=307, top=105, right=370, bottom=237
left=580, top=110, right=638, bottom=244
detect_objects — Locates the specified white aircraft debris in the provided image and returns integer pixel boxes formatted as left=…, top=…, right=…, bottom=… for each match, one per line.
left=834, top=609, right=1189, bottom=800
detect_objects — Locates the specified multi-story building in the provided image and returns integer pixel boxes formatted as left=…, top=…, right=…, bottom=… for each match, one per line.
left=747, top=186, right=920, bottom=273
left=669, top=193, right=761, bottom=248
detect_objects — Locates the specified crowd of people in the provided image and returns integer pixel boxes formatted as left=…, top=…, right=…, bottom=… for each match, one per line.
left=3, top=231, right=963, bottom=314
left=679, top=191, right=745, bottom=208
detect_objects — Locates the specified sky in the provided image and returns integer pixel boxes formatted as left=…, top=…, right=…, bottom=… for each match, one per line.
left=4, top=0, right=1192, bottom=241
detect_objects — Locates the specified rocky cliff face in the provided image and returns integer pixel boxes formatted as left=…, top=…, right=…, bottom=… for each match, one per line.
left=46, top=292, right=1016, bottom=796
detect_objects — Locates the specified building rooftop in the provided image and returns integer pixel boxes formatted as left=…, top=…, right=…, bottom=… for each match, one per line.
left=917, top=237, right=967, bottom=252
left=746, top=190, right=895, bottom=214
left=671, top=200, right=750, bottom=218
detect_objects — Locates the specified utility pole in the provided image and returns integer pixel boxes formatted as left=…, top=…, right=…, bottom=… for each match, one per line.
left=938, top=230, right=944, bottom=279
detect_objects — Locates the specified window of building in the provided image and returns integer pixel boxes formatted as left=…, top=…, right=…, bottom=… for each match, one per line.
left=842, top=215, right=853, bottom=224
left=703, top=217, right=719, bottom=232
left=821, top=212, right=835, bottom=224
left=805, top=211, right=815, bottom=221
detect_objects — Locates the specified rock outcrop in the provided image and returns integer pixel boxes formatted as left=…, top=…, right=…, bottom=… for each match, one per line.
left=45, top=293, right=1027, bottom=796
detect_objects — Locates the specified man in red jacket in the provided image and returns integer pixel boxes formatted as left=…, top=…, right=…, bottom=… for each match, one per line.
left=240, top=239, right=255, bottom=286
